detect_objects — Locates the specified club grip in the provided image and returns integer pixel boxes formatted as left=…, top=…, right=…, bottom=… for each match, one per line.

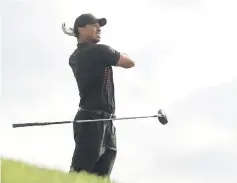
left=12, top=123, right=23, bottom=128
left=12, top=122, right=46, bottom=128
left=12, top=121, right=72, bottom=128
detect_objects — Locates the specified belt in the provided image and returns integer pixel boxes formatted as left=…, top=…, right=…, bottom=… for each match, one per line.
left=79, top=107, right=116, bottom=119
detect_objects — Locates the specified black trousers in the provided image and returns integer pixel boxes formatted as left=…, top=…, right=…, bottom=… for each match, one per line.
left=70, top=109, right=117, bottom=177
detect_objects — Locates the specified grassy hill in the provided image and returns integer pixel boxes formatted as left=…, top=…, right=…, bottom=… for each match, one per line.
left=1, top=158, right=116, bottom=183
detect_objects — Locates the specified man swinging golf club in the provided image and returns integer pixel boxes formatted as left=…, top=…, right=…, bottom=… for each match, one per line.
left=62, top=13, right=135, bottom=177
left=10, top=12, right=168, bottom=178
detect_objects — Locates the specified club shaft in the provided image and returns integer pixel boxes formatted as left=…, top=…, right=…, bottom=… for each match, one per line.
left=12, top=115, right=157, bottom=128
left=75, top=115, right=158, bottom=123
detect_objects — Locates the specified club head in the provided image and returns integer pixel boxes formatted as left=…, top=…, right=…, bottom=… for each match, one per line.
left=62, top=22, right=76, bottom=37
left=157, top=109, right=168, bottom=125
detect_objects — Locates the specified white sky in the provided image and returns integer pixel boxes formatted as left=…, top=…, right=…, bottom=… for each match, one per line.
left=1, top=0, right=237, bottom=183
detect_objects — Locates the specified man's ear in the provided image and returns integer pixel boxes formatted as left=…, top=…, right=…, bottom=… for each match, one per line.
left=77, top=30, right=80, bottom=38
left=78, top=27, right=83, bottom=37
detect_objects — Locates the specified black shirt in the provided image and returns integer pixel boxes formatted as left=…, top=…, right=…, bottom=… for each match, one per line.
left=69, top=42, right=120, bottom=114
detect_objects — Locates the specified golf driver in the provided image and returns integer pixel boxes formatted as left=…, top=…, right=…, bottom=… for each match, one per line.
left=12, top=109, right=168, bottom=128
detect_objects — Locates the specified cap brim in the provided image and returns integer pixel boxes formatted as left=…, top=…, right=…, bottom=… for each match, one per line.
left=97, top=18, right=107, bottom=27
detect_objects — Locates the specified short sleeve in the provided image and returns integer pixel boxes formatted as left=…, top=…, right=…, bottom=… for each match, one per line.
left=95, top=44, right=120, bottom=66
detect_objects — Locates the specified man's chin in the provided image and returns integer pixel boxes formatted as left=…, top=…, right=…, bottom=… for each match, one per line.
left=92, top=38, right=100, bottom=44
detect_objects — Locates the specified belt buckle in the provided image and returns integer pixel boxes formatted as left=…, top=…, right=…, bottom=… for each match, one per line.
left=110, top=114, right=116, bottom=119
left=109, top=114, right=113, bottom=119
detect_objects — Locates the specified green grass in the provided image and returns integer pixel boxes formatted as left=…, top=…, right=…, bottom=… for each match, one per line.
left=1, top=158, right=117, bottom=183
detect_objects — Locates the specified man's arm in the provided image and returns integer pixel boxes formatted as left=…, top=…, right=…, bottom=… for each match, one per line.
left=97, top=44, right=135, bottom=68
left=116, top=53, right=135, bottom=68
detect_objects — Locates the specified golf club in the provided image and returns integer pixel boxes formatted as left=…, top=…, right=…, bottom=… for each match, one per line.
left=12, top=109, right=168, bottom=128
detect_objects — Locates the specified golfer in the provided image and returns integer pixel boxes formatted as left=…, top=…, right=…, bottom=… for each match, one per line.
left=64, top=13, right=135, bottom=177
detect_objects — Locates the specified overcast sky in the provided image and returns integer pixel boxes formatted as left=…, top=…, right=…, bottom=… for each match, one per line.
left=1, top=0, right=237, bottom=183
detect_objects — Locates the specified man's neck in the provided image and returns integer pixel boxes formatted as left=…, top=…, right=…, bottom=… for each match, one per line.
left=78, top=38, right=98, bottom=44
left=78, top=38, right=92, bottom=44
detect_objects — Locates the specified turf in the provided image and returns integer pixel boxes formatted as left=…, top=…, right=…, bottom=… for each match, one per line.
left=1, top=158, right=116, bottom=183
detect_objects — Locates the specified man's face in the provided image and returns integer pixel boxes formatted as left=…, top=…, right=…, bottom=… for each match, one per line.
left=83, top=22, right=101, bottom=43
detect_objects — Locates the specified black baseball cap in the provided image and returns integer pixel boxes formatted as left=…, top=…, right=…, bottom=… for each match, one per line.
left=73, top=13, right=107, bottom=36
